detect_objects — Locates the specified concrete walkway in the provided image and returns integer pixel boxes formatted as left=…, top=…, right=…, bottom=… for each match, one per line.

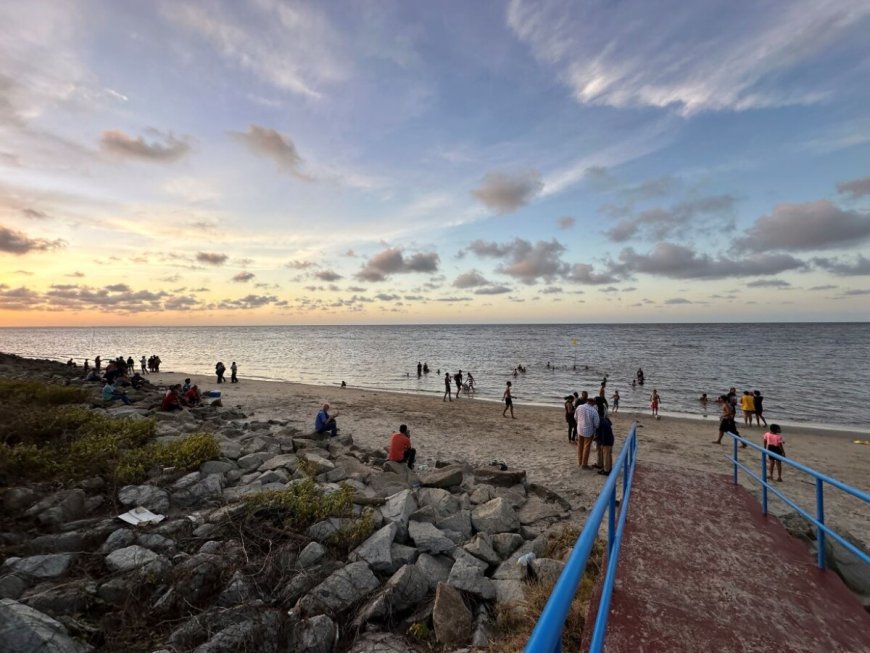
left=583, top=462, right=870, bottom=652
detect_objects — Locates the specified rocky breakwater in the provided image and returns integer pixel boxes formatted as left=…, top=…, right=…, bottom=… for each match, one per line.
left=0, top=356, right=581, bottom=652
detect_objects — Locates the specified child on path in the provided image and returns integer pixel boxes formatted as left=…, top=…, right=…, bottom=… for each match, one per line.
left=763, top=424, right=785, bottom=482
left=503, top=381, right=515, bottom=418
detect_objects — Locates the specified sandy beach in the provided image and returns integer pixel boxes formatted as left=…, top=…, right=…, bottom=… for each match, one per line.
left=155, top=372, right=870, bottom=547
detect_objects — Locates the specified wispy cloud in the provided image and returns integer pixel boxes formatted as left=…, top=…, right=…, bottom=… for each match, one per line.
left=837, top=176, right=870, bottom=200
left=100, top=129, right=190, bottom=162
left=0, top=224, right=64, bottom=255
left=232, top=125, right=311, bottom=180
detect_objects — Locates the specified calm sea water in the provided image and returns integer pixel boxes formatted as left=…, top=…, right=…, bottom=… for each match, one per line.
left=1, top=324, right=869, bottom=429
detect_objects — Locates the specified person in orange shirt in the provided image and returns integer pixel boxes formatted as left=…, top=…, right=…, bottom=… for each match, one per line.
left=388, top=424, right=416, bottom=470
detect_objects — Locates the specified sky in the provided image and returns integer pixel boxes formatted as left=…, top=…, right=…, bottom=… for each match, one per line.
left=1, top=0, right=869, bottom=326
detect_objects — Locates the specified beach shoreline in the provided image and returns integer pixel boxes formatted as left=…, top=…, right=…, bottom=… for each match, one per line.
left=151, top=370, right=870, bottom=547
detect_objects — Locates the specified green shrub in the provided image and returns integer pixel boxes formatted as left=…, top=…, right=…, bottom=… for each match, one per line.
left=0, top=380, right=90, bottom=406
left=244, top=478, right=355, bottom=530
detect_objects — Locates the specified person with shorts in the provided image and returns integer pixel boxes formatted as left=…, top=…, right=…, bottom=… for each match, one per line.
left=649, top=389, right=660, bottom=418
left=714, top=395, right=743, bottom=446
left=763, top=424, right=785, bottom=482
left=610, top=390, right=620, bottom=415
left=741, top=391, right=755, bottom=427
left=503, top=381, right=514, bottom=418
left=597, top=413, right=615, bottom=475
left=564, top=395, right=577, bottom=443
left=753, top=390, right=767, bottom=427
left=443, top=373, right=452, bottom=402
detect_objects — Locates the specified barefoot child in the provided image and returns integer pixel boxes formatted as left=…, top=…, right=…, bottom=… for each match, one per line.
left=503, top=381, right=515, bottom=418
left=763, top=424, right=785, bottom=482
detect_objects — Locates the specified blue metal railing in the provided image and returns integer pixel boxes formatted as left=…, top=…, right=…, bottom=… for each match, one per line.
left=725, top=431, right=870, bottom=570
left=525, top=423, right=638, bottom=653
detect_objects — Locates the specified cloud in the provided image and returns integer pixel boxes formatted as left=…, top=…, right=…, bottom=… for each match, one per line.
left=606, top=194, right=736, bottom=242
left=664, top=298, right=692, bottom=304
left=21, top=208, right=50, bottom=220
left=232, top=125, right=311, bottom=180
left=747, top=279, right=791, bottom=288
left=474, top=285, right=512, bottom=295
left=196, top=252, right=229, bottom=265
left=162, top=0, right=347, bottom=100
left=286, top=260, right=314, bottom=269
left=469, top=238, right=567, bottom=285
left=232, top=272, right=255, bottom=283
left=507, top=0, right=870, bottom=114
left=315, top=269, right=343, bottom=282
left=837, top=176, right=870, bottom=199
left=539, top=286, right=562, bottom=294
left=471, top=169, right=543, bottom=213
left=216, top=294, right=282, bottom=309
left=614, top=242, right=806, bottom=279
left=843, top=289, right=870, bottom=296
left=356, top=247, right=440, bottom=282
left=813, top=255, right=870, bottom=276
left=0, top=225, right=64, bottom=255
left=621, top=176, right=677, bottom=201
left=375, top=293, right=401, bottom=301
left=100, top=129, right=189, bottom=162
left=739, top=201, right=870, bottom=251
left=557, top=216, right=575, bottom=230
left=453, top=270, right=489, bottom=288
left=808, top=284, right=838, bottom=291
left=564, top=263, right=619, bottom=285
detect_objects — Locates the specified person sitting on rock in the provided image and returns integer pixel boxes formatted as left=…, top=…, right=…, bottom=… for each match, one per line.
left=161, top=384, right=183, bottom=412
left=130, top=372, right=145, bottom=390
left=315, top=402, right=339, bottom=437
left=102, top=380, right=131, bottom=405
left=388, top=424, right=416, bottom=470
left=184, top=384, right=202, bottom=406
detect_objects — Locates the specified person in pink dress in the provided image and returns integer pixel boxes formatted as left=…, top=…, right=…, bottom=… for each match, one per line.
left=763, top=424, right=786, bottom=482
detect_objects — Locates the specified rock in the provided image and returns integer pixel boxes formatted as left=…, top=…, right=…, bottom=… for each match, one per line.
left=463, top=533, right=501, bottom=566
left=421, top=465, right=464, bottom=489
left=293, top=614, right=336, bottom=653
left=491, top=533, right=524, bottom=558
left=297, top=561, right=380, bottom=615
left=780, top=511, right=814, bottom=542
left=0, top=598, right=93, bottom=653
left=20, top=579, right=96, bottom=616
left=117, top=485, right=170, bottom=513
left=174, top=471, right=202, bottom=489
left=432, top=582, right=472, bottom=646
left=469, top=484, right=496, bottom=505
left=0, top=575, right=27, bottom=600
left=307, top=518, right=353, bottom=543
left=492, top=535, right=547, bottom=580
left=216, top=570, right=255, bottom=607
left=346, top=632, right=410, bottom=652
left=172, top=553, right=224, bottom=603
left=301, top=454, right=335, bottom=474
left=349, top=523, right=397, bottom=573
left=237, top=452, right=270, bottom=470
left=4, top=554, right=75, bottom=581
left=200, top=460, right=235, bottom=475
left=473, top=467, right=527, bottom=487
left=30, top=532, right=84, bottom=554
left=471, top=497, right=520, bottom=534
left=324, top=467, right=348, bottom=483
left=826, top=530, right=870, bottom=600
left=297, top=542, right=328, bottom=568
left=356, top=564, right=429, bottom=622
left=493, top=578, right=525, bottom=605
left=416, top=488, right=460, bottom=515
left=532, top=558, right=566, bottom=585
left=517, top=495, right=565, bottom=525
left=409, top=505, right=438, bottom=523
left=259, top=453, right=298, bottom=471
left=104, top=545, right=160, bottom=573
left=436, top=510, right=473, bottom=541
left=281, top=563, right=342, bottom=606
left=415, top=553, right=453, bottom=589
left=451, top=547, right=489, bottom=572
left=26, top=490, right=86, bottom=527
left=408, top=521, right=455, bottom=554
left=389, top=544, right=419, bottom=572
left=379, top=489, right=417, bottom=539
left=222, top=483, right=262, bottom=501
left=447, top=559, right=496, bottom=599
left=3, top=487, right=37, bottom=512
left=191, top=610, right=282, bottom=653
left=137, top=533, right=176, bottom=554
left=219, top=440, right=242, bottom=459
left=472, top=605, right=493, bottom=647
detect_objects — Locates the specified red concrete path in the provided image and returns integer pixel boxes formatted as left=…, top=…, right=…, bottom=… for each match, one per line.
left=583, top=462, right=870, bottom=652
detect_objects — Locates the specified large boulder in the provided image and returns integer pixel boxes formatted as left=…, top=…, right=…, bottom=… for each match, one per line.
left=297, top=542, right=327, bottom=568
left=260, top=453, right=299, bottom=471
left=117, top=485, right=170, bottom=513
left=415, top=554, right=453, bottom=590
left=420, top=465, right=464, bottom=489
left=25, top=489, right=86, bottom=527
left=416, top=488, right=461, bottom=515
left=471, top=497, right=520, bottom=534
left=355, top=564, right=429, bottom=622
left=432, top=582, right=472, bottom=647
left=346, top=632, right=410, bottom=652
left=379, top=490, right=417, bottom=539
left=172, top=553, right=225, bottom=604
left=825, top=530, right=870, bottom=601
left=408, top=521, right=455, bottom=554
left=473, top=467, right=527, bottom=487
left=104, top=545, right=161, bottom=573
left=446, top=559, right=496, bottom=600
left=463, top=533, right=501, bottom=566
left=297, top=561, right=380, bottom=615
left=0, top=598, right=92, bottom=653
left=292, top=614, right=336, bottom=653
left=349, top=523, right=397, bottom=573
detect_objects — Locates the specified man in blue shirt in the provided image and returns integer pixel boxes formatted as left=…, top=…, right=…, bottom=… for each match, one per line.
left=315, top=402, right=339, bottom=437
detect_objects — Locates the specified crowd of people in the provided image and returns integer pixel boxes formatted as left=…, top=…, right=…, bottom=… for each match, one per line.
left=215, top=361, right=238, bottom=384
left=562, top=382, right=615, bottom=476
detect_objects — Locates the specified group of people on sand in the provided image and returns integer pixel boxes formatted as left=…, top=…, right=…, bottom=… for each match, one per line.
left=215, top=361, right=238, bottom=384
left=161, top=379, right=203, bottom=411
left=562, top=385, right=616, bottom=476
left=443, top=369, right=475, bottom=401
left=711, top=387, right=785, bottom=480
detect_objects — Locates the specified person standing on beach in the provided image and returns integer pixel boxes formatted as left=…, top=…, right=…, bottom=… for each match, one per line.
left=230, top=362, right=238, bottom=383
left=94, top=355, right=101, bottom=371
left=649, top=389, right=660, bottom=418
left=715, top=394, right=744, bottom=446
left=503, top=381, right=515, bottom=418
left=575, top=397, right=600, bottom=469
left=315, top=403, right=339, bottom=437
left=215, top=361, right=226, bottom=383
left=741, top=391, right=755, bottom=427
left=417, top=362, right=422, bottom=377
left=454, top=370, right=463, bottom=399
left=139, top=356, right=147, bottom=374
left=753, top=390, right=767, bottom=427
left=564, top=395, right=577, bottom=443
left=443, top=373, right=452, bottom=402
left=763, top=424, right=785, bottom=482
left=611, top=390, right=620, bottom=415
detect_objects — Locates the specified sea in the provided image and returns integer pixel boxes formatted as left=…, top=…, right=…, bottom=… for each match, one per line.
left=1, top=323, right=869, bottom=431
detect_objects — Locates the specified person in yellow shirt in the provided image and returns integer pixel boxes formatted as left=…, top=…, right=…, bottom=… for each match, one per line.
left=740, top=391, right=756, bottom=427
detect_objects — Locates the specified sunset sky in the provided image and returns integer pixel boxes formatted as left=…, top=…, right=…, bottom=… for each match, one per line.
left=1, top=0, right=869, bottom=326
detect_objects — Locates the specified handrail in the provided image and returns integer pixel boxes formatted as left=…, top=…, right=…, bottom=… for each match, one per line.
left=724, top=431, right=870, bottom=570
left=525, top=423, right=638, bottom=653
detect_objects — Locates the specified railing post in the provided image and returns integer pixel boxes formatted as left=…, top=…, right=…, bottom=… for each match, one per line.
left=816, top=478, right=826, bottom=569
left=732, top=436, right=738, bottom=484
left=761, top=451, right=768, bottom=516
left=608, top=489, right=616, bottom=553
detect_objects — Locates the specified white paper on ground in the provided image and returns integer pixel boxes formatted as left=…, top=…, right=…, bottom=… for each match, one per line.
left=118, top=506, right=165, bottom=526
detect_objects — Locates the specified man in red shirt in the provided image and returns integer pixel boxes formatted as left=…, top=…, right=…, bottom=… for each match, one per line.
left=388, top=424, right=416, bottom=469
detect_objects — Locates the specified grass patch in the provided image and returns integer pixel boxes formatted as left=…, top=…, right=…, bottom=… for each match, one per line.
left=487, top=531, right=604, bottom=653
left=244, top=478, right=355, bottom=530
